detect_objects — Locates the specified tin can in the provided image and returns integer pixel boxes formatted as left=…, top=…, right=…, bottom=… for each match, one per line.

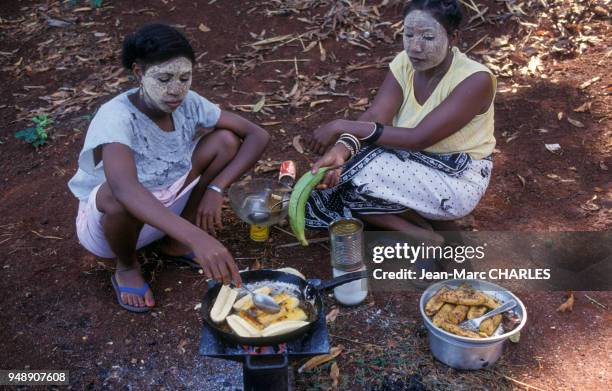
left=250, top=224, right=269, bottom=242
left=329, top=218, right=364, bottom=271
left=329, top=218, right=367, bottom=305
left=279, top=160, right=296, bottom=188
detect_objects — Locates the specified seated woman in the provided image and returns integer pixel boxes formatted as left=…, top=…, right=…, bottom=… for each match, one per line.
left=306, top=0, right=495, bottom=245
left=68, top=24, right=269, bottom=312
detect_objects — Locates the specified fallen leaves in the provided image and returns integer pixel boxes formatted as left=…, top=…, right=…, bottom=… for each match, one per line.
left=557, top=291, right=575, bottom=313
left=254, top=160, right=279, bottom=174
left=567, top=117, right=584, bottom=128
left=544, top=143, right=561, bottom=153
left=573, top=102, right=591, bottom=113
left=326, top=308, right=340, bottom=323
left=252, top=96, right=266, bottom=113
left=292, top=135, right=305, bottom=154
left=177, top=339, right=188, bottom=354
left=580, top=195, right=600, bottom=211
left=579, top=76, right=600, bottom=89
left=298, top=345, right=343, bottom=373
left=330, top=362, right=340, bottom=389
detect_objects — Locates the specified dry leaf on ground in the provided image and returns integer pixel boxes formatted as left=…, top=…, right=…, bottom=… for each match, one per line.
left=573, top=102, right=592, bottom=113
left=557, top=291, right=575, bottom=312
left=252, top=96, right=266, bottom=113
left=326, top=308, right=340, bottom=323
left=198, top=23, right=211, bottom=32
left=567, top=117, right=584, bottom=127
left=293, top=135, right=305, bottom=154
left=298, top=346, right=343, bottom=373
left=580, top=195, right=600, bottom=211
left=544, top=143, right=561, bottom=153
left=330, top=362, right=340, bottom=389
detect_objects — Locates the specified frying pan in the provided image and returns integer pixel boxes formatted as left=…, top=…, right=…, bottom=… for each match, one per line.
left=201, top=269, right=368, bottom=346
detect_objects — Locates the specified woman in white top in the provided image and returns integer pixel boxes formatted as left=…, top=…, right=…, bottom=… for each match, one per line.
left=69, top=24, right=269, bottom=312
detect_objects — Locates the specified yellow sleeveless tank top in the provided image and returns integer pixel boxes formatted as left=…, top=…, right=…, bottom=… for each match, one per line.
left=389, top=47, right=496, bottom=160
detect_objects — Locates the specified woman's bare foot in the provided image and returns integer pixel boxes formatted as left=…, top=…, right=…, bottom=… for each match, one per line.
left=115, top=266, right=155, bottom=308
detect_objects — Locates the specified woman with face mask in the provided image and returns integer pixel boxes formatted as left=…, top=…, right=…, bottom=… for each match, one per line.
left=68, top=24, right=269, bottom=312
left=305, top=0, right=495, bottom=246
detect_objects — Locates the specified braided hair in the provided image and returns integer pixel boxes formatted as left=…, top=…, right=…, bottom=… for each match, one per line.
left=403, top=0, right=464, bottom=35
left=121, top=23, right=195, bottom=70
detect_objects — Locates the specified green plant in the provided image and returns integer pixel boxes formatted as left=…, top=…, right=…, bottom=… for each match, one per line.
left=90, top=0, right=103, bottom=8
left=15, top=114, right=53, bottom=147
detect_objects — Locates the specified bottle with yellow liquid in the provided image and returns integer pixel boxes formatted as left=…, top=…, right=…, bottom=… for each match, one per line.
left=249, top=161, right=296, bottom=242
left=249, top=224, right=269, bottom=242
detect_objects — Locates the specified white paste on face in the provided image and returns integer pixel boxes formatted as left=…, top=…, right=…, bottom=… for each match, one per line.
left=403, top=10, right=449, bottom=71
left=140, top=57, right=192, bottom=113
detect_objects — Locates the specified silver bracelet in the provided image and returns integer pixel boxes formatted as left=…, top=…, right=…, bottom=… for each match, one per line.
left=358, top=122, right=377, bottom=141
left=207, top=184, right=224, bottom=195
left=341, top=132, right=361, bottom=151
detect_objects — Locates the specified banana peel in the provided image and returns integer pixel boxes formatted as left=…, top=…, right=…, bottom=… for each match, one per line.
left=288, top=167, right=330, bottom=246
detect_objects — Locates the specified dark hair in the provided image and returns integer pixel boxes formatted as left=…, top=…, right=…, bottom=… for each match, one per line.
left=403, top=0, right=463, bottom=35
left=121, top=23, right=195, bottom=70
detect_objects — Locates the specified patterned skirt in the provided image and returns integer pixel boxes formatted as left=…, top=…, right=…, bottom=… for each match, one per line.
left=304, top=146, right=492, bottom=229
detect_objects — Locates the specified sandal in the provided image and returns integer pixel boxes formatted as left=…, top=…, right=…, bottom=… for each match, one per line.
left=111, top=274, right=152, bottom=313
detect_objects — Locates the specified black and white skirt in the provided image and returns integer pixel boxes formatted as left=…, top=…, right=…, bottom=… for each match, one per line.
left=304, top=146, right=492, bottom=229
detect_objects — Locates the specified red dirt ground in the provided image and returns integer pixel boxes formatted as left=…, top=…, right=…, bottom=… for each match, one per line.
left=0, top=1, right=610, bottom=390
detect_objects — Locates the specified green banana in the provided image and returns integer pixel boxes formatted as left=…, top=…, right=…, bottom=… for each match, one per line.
left=288, top=167, right=329, bottom=246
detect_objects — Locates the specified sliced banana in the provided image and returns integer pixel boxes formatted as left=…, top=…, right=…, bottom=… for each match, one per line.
left=262, top=320, right=310, bottom=337
left=226, top=314, right=262, bottom=337
left=276, top=267, right=306, bottom=279
left=210, top=284, right=238, bottom=323
left=284, top=307, right=307, bottom=322
left=232, top=286, right=272, bottom=311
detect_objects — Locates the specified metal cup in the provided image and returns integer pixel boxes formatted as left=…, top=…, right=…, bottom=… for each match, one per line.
left=329, top=218, right=364, bottom=272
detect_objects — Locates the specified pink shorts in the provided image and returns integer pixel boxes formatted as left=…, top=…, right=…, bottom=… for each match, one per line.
left=75, top=173, right=199, bottom=258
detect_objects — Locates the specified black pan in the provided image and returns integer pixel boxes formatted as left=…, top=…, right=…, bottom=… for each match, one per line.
left=201, top=269, right=368, bottom=346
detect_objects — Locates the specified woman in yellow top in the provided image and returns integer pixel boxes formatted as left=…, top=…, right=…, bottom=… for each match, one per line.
left=306, top=0, right=495, bottom=243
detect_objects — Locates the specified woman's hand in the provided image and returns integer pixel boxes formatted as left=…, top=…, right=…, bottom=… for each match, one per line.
left=311, top=143, right=351, bottom=189
left=308, top=120, right=342, bottom=154
left=196, top=189, right=224, bottom=236
left=190, top=233, right=241, bottom=286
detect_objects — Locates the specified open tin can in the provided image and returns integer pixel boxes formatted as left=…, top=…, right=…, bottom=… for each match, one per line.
left=329, top=218, right=365, bottom=271
left=329, top=218, right=368, bottom=305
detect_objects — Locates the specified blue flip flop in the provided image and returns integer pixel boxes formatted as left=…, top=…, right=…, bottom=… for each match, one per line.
left=164, top=252, right=202, bottom=270
left=111, top=274, right=152, bottom=313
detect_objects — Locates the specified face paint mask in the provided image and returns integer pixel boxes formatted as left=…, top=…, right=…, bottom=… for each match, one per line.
left=140, top=57, right=193, bottom=113
left=403, top=10, right=449, bottom=71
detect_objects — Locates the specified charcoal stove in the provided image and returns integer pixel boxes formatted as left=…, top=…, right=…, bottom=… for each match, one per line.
left=199, top=300, right=330, bottom=391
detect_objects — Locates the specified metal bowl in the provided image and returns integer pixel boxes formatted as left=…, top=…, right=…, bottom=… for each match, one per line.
left=419, top=279, right=527, bottom=370
left=228, top=178, right=291, bottom=226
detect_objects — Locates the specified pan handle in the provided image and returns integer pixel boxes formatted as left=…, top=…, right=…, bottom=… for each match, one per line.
left=318, top=270, right=368, bottom=291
